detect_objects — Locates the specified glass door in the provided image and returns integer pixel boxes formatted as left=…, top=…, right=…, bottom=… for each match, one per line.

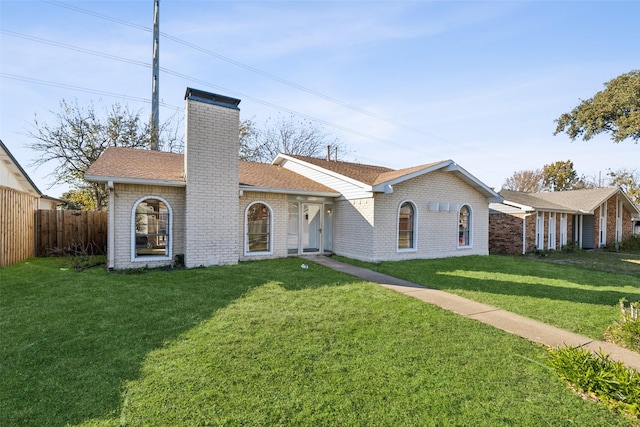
left=302, top=203, right=322, bottom=253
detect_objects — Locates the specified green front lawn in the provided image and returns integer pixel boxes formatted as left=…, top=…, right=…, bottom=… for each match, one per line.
left=340, top=254, right=640, bottom=340
left=0, top=257, right=636, bottom=426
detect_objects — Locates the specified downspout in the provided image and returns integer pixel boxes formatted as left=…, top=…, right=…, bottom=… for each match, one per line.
left=522, top=212, right=535, bottom=255
left=107, top=181, right=115, bottom=270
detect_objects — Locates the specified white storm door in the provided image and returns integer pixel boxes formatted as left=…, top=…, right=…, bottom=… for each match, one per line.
left=302, top=203, right=322, bottom=253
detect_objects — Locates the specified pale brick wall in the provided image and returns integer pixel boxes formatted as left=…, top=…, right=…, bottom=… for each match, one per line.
left=238, top=191, right=289, bottom=261
left=184, top=95, right=240, bottom=267
left=373, top=171, right=489, bottom=261
left=111, top=183, right=185, bottom=269
left=333, top=198, right=375, bottom=261
left=333, top=171, right=491, bottom=262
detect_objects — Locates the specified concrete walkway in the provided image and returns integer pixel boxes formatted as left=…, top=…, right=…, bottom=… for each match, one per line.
left=307, top=255, right=640, bottom=372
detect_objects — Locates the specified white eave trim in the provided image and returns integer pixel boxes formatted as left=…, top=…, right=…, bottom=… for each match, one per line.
left=273, top=154, right=374, bottom=192
left=239, top=185, right=340, bottom=198
left=84, top=175, right=186, bottom=187
left=500, top=200, right=536, bottom=211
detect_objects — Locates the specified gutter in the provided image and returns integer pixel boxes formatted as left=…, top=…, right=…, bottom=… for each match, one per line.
left=107, top=180, right=115, bottom=270
left=84, top=175, right=185, bottom=187
left=239, top=185, right=339, bottom=198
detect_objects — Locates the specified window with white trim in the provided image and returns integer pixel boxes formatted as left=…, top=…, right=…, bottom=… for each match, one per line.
left=246, top=202, right=272, bottom=254
left=133, top=197, right=171, bottom=259
left=458, top=205, right=472, bottom=247
left=398, top=201, right=416, bottom=250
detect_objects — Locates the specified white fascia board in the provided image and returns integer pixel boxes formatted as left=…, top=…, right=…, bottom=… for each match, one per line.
left=500, top=200, right=535, bottom=212
left=239, top=185, right=340, bottom=198
left=84, top=175, right=186, bottom=187
left=273, top=154, right=373, bottom=191
left=371, top=160, right=451, bottom=192
left=614, top=189, right=640, bottom=215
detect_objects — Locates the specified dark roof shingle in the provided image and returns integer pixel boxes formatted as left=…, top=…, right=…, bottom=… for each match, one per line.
left=86, top=147, right=336, bottom=194
left=288, top=155, right=446, bottom=186
left=85, top=147, right=185, bottom=182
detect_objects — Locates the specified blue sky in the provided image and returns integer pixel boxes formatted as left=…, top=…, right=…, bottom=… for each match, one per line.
left=1, top=0, right=638, bottom=198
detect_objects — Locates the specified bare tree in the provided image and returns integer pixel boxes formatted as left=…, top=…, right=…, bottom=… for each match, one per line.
left=240, top=115, right=345, bottom=163
left=502, top=169, right=544, bottom=192
left=28, top=98, right=182, bottom=210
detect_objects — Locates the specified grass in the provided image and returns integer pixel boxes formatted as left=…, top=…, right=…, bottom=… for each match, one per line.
left=532, top=250, right=640, bottom=276
left=338, top=254, right=640, bottom=340
left=1, top=256, right=637, bottom=426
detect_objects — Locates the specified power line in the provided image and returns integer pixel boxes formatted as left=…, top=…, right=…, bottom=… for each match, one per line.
left=0, top=73, right=182, bottom=111
left=12, top=1, right=504, bottom=166
left=44, top=0, right=452, bottom=145
left=1, top=30, right=424, bottom=153
left=1, top=30, right=149, bottom=68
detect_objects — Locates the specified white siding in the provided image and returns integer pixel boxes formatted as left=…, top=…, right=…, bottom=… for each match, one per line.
left=281, top=159, right=372, bottom=200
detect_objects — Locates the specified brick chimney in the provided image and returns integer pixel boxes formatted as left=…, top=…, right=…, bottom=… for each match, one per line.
left=183, top=88, right=241, bottom=267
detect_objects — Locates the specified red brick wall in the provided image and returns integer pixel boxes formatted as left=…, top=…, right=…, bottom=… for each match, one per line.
left=490, top=211, right=576, bottom=254
left=604, top=195, right=635, bottom=245
left=489, top=212, right=524, bottom=254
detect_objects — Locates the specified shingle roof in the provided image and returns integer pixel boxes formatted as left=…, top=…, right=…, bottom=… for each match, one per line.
left=85, top=147, right=337, bottom=194
left=85, top=147, right=185, bottom=182
left=499, top=188, right=634, bottom=214
left=288, top=155, right=394, bottom=185
left=287, top=155, right=446, bottom=186
left=239, top=161, right=336, bottom=194
left=373, top=162, right=447, bottom=186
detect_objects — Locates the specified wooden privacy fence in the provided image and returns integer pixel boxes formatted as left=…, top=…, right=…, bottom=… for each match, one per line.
left=36, top=210, right=107, bottom=256
left=0, top=186, right=37, bottom=267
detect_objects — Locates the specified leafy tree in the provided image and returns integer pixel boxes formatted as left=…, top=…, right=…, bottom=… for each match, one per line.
left=554, top=70, right=640, bottom=143
left=607, top=168, right=640, bottom=205
left=542, top=160, right=587, bottom=191
left=502, top=169, right=544, bottom=192
left=28, top=99, right=182, bottom=210
left=240, top=115, right=345, bottom=163
left=60, top=187, right=107, bottom=211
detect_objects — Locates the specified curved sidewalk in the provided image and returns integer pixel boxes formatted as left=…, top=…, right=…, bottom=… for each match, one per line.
left=308, top=256, right=640, bottom=372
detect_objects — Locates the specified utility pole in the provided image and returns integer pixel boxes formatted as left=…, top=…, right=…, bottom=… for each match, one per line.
left=150, top=0, right=160, bottom=150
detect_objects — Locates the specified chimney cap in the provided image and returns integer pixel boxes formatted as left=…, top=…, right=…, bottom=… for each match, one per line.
left=185, top=87, right=241, bottom=110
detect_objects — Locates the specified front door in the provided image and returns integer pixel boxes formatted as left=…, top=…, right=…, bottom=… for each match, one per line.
left=302, top=203, right=322, bottom=253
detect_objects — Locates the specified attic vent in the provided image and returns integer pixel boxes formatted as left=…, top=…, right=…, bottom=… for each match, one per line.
left=428, top=202, right=458, bottom=212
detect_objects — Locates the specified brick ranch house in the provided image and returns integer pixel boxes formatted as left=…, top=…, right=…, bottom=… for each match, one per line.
left=489, top=188, right=640, bottom=254
left=85, top=88, right=502, bottom=270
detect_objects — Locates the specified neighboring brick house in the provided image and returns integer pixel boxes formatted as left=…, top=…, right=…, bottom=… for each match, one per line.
left=85, top=88, right=502, bottom=270
left=489, top=188, right=640, bottom=254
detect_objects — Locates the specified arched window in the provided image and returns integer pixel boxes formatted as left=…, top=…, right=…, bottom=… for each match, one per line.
left=246, top=202, right=272, bottom=254
left=132, top=197, right=172, bottom=260
left=458, top=205, right=471, bottom=247
left=398, top=201, right=416, bottom=250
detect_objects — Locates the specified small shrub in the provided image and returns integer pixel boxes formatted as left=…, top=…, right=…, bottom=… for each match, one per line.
left=547, top=346, right=640, bottom=419
left=605, top=299, right=640, bottom=353
left=561, top=241, right=580, bottom=253
left=620, top=235, right=640, bottom=252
